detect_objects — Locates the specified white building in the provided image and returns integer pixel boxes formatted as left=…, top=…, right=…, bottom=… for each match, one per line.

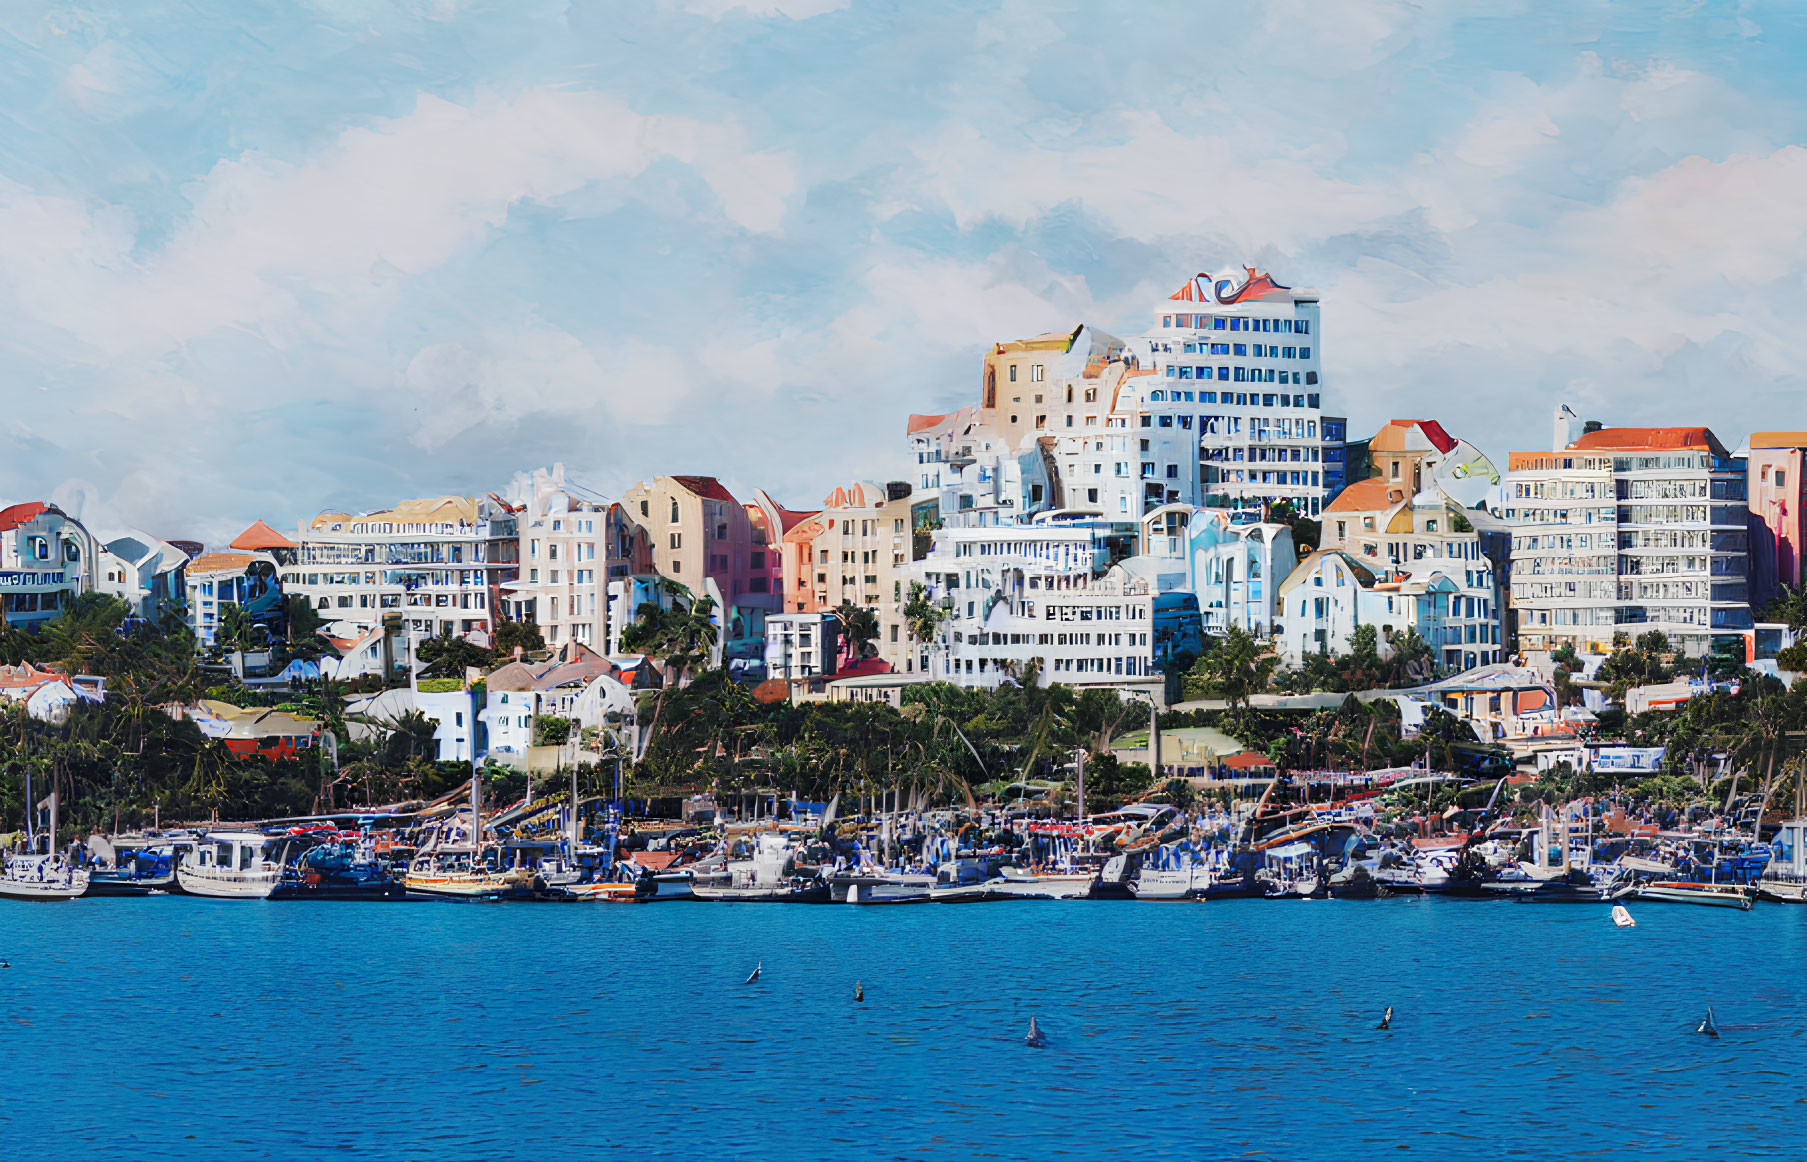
left=1136, top=268, right=1334, bottom=517
left=0, top=502, right=95, bottom=629
left=1276, top=549, right=1490, bottom=671
left=764, top=611, right=838, bottom=680
left=1139, top=506, right=1296, bottom=637
left=907, top=514, right=1160, bottom=694
left=1504, top=407, right=1751, bottom=658
left=95, top=531, right=189, bottom=621
left=184, top=550, right=284, bottom=649
left=280, top=496, right=519, bottom=641
left=499, top=464, right=612, bottom=649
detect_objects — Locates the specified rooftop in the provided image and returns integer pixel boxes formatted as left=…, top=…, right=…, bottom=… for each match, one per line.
left=229, top=520, right=296, bottom=551
left=1567, top=427, right=1726, bottom=455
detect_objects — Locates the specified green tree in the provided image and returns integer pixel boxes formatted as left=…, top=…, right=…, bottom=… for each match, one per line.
left=494, top=617, right=546, bottom=657
left=417, top=630, right=495, bottom=678
left=833, top=600, right=881, bottom=664
left=1182, top=624, right=1278, bottom=711
left=903, top=581, right=948, bottom=646
left=1763, top=582, right=1807, bottom=632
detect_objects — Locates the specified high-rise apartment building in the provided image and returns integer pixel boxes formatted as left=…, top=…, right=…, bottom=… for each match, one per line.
left=1504, top=406, right=1751, bottom=657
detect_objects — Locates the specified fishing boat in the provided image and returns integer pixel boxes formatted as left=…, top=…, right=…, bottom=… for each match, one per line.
left=269, top=834, right=407, bottom=900
left=1633, top=880, right=1756, bottom=910
left=1255, top=841, right=1322, bottom=898
left=176, top=832, right=285, bottom=899
left=690, top=832, right=830, bottom=902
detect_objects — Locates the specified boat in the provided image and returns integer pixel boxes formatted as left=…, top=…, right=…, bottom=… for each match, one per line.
left=827, top=867, right=937, bottom=904
left=0, top=853, right=90, bottom=901
left=1255, top=841, right=1322, bottom=898
left=1611, top=904, right=1636, bottom=927
left=690, top=832, right=830, bottom=902
left=402, top=846, right=545, bottom=901
left=1633, top=881, right=1755, bottom=910
left=176, top=832, right=286, bottom=898
left=1129, top=842, right=1212, bottom=900
left=0, top=789, right=89, bottom=901
left=82, top=835, right=183, bottom=896
left=269, top=834, right=407, bottom=900
left=989, top=864, right=1097, bottom=900
left=1758, top=820, right=1807, bottom=903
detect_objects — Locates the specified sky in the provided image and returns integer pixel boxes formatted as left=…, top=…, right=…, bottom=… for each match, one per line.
left=3, top=1, right=1806, bottom=547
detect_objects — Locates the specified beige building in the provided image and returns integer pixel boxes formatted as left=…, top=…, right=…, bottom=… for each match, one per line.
left=778, top=481, right=917, bottom=672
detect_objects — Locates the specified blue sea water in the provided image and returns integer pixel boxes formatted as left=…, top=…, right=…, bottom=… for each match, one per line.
left=2, top=896, right=1804, bottom=1160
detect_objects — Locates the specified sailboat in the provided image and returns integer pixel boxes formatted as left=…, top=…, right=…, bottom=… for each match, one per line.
left=176, top=832, right=287, bottom=898
left=0, top=790, right=90, bottom=902
left=403, top=761, right=542, bottom=901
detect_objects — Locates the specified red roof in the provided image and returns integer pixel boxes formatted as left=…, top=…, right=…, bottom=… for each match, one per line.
left=1169, top=267, right=1290, bottom=305
left=229, top=520, right=295, bottom=551
left=907, top=412, right=956, bottom=434
left=1222, top=751, right=1277, bottom=770
left=773, top=504, right=818, bottom=533
left=0, top=502, right=49, bottom=533
left=670, top=475, right=740, bottom=504
left=1568, top=427, right=1724, bottom=454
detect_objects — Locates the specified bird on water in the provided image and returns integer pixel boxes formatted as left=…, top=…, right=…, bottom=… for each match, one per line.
left=746, top=961, right=762, bottom=985
left=854, top=981, right=863, bottom=1002
left=1025, top=1016, right=1046, bottom=1048
left=1697, top=1006, right=1719, bottom=1038
left=1376, top=1006, right=1393, bottom=1031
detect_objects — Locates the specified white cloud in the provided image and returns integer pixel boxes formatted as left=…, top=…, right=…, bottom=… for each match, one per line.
left=0, top=87, right=797, bottom=365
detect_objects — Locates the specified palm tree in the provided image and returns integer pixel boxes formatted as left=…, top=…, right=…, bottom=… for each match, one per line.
left=903, top=582, right=947, bottom=647
left=1185, top=624, right=1278, bottom=713
left=833, top=600, right=880, bottom=666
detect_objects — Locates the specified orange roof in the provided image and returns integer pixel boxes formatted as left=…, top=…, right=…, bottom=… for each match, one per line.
left=1323, top=478, right=1410, bottom=515
left=0, top=502, right=49, bottom=532
left=187, top=551, right=257, bottom=575
left=1222, top=751, right=1276, bottom=770
left=229, top=519, right=295, bottom=551
left=1169, top=267, right=1290, bottom=305
left=908, top=412, right=957, bottom=434
left=1369, top=419, right=1456, bottom=455
left=1567, top=427, right=1723, bottom=454
left=1748, top=432, right=1807, bottom=450
left=773, top=504, right=818, bottom=533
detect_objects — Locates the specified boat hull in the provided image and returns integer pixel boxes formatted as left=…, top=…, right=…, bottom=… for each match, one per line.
left=828, top=874, right=936, bottom=904
left=83, top=871, right=178, bottom=897
left=992, top=870, right=1097, bottom=900
left=269, top=878, right=408, bottom=900
left=1635, top=882, right=1755, bottom=910
left=176, top=867, right=280, bottom=899
left=691, top=881, right=831, bottom=903
left=1130, top=868, right=1211, bottom=900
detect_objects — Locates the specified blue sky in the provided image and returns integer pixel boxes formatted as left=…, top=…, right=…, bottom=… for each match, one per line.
left=2, top=0, right=1805, bottom=544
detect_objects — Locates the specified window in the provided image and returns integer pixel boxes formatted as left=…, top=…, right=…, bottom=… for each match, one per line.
left=1009, top=364, right=1018, bottom=382
left=669, top=532, right=682, bottom=549
left=639, top=500, right=649, bottom=517
left=669, top=499, right=680, bottom=523
left=1780, top=471, right=1789, bottom=489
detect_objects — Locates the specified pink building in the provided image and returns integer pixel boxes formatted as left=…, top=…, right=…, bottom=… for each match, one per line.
left=1747, top=432, right=1807, bottom=610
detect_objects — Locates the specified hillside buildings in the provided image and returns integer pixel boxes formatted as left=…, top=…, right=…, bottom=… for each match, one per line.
left=0, top=503, right=95, bottom=630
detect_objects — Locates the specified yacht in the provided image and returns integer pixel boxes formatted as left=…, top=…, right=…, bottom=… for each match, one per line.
left=990, top=864, right=1098, bottom=900
left=1758, top=820, right=1807, bottom=903
left=1129, top=843, right=1212, bottom=900
left=402, top=846, right=543, bottom=901
left=826, top=865, right=937, bottom=904
left=84, top=837, right=185, bottom=896
left=0, top=852, right=91, bottom=901
left=689, top=832, right=829, bottom=902
left=176, top=833, right=285, bottom=899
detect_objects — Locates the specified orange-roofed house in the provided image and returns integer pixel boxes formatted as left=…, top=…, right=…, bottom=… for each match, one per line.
left=1502, top=404, right=1751, bottom=659
left=1739, top=432, right=1807, bottom=611
left=771, top=480, right=916, bottom=673
left=229, top=520, right=297, bottom=562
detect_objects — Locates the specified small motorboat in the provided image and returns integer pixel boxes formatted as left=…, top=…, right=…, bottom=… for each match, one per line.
left=1611, top=904, right=1636, bottom=928
left=176, top=833, right=285, bottom=899
left=827, top=867, right=937, bottom=905
left=269, top=836, right=407, bottom=900
left=990, top=865, right=1097, bottom=900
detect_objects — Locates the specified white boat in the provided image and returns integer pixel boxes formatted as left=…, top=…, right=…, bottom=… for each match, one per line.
left=403, top=847, right=542, bottom=900
left=0, top=852, right=90, bottom=901
left=1611, top=904, right=1636, bottom=927
left=827, top=867, right=937, bottom=904
left=690, top=833, right=829, bottom=902
left=176, top=833, right=285, bottom=899
left=1129, top=844, right=1212, bottom=900
left=990, top=865, right=1097, bottom=900
left=1758, top=820, right=1807, bottom=903
left=1634, top=880, right=1755, bottom=910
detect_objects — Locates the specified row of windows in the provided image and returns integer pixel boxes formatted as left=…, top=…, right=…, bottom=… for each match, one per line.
left=1160, top=314, right=1311, bottom=333
left=1177, top=342, right=1312, bottom=359
left=1167, top=366, right=1317, bottom=386
left=1147, top=390, right=1322, bottom=409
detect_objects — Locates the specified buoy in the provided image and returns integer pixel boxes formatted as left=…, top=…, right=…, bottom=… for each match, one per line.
left=854, top=981, right=864, bottom=1002
left=1611, top=904, right=1636, bottom=928
left=1376, top=1005, right=1393, bottom=1031
left=746, top=961, right=762, bottom=985
left=1024, top=1016, right=1046, bottom=1048
left=1697, top=1006, right=1718, bottom=1038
